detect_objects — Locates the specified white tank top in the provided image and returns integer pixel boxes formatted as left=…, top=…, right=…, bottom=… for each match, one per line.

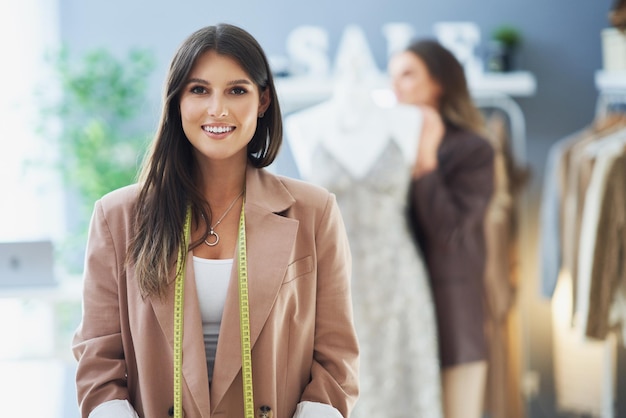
left=193, top=256, right=232, bottom=382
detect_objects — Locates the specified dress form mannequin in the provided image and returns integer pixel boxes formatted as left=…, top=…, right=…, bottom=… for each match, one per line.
left=285, top=25, right=422, bottom=180
left=285, top=25, right=443, bottom=418
left=285, top=90, right=422, bottom=179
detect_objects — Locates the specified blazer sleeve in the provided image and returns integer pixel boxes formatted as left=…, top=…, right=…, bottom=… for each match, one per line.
left=300, top=193, right=359, bottom=416
left=72, top=199, right=131, bottom=418
left=409, top=130, right=495, bottom=276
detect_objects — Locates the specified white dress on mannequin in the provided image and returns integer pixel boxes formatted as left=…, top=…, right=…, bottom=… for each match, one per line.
left=284, top=35, right=443, bottom=414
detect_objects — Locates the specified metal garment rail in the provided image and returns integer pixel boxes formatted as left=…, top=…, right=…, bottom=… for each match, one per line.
left=472, top=90, right=527, bottom=165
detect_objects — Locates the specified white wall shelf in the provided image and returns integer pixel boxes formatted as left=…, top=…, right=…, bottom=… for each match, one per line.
left=276, top=71, right=537, bottom=114
left=276, top=71, right=537, bottom=163
left=595, top=70, right=626, bottom=92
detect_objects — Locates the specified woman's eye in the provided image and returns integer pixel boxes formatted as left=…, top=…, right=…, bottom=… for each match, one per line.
left=190, top=85, right=207, bottom=94
left=231, top=87, right=248, bottom=95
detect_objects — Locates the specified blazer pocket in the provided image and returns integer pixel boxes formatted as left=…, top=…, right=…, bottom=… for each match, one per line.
left=283, top=255, right=313, bottom=284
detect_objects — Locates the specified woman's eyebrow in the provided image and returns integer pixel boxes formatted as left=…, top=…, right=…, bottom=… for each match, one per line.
left=227, top=79, right=253, bottom=86
left=185, top=77, right=252, bottom=86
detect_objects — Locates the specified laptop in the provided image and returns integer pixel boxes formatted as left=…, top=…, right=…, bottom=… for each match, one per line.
left=0, top=240, right=57, bottom=288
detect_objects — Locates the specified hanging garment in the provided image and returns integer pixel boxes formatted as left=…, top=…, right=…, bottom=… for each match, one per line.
left=310, top=140, right=443, bottom=418
left=572, top=130, right=626, bottom=335
left=482, top=111, right=528, bottom=418
left=564, top=118, right=626, bottom=316
left=539, top=115, right=626, bottom=300
left=539, top=130, right=585, bottom=298
left=546, top=116, right=626, bottom=418
left=580, top=145, right=626, bottom=340
left=561, top=132, right=602, bottom=307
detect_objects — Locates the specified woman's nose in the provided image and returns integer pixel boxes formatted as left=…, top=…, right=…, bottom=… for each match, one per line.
left=207, top=95, right=228, bottom=117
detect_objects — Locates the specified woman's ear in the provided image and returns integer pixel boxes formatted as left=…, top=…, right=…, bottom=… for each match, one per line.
left=258, top=88, right=271, bottom=116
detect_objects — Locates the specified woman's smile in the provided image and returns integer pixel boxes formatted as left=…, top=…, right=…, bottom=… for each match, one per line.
left=202, top=124, right=236, bottom=138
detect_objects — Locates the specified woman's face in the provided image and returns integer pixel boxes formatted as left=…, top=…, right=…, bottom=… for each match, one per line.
left=179, top=50, right=270, bottom=165
left=388, top=51, right=441, bottom=109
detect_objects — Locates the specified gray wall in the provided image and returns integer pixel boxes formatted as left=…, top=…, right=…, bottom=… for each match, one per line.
left=57, top=1, right=617, bottom=417
left=59, top=0, right=613, bottom=178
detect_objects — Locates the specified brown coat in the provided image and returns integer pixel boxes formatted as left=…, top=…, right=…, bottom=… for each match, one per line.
left=72, top=166, right=359, bottom=418
left=408, top=124, right=495, bottom=367
left=586, top=149, right=626, bottom=339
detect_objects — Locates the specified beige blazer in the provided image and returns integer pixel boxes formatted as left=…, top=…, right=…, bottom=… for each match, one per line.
left=72, top=165, right=359, bottom=418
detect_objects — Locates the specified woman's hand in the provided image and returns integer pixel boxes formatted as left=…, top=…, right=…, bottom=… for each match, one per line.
left=413, top=106, right=444, bottom=178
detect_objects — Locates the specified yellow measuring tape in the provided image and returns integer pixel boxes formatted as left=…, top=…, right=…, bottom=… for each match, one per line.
left=173, top=202, right=255, bottom=418
left=237, top=201, right=255, bottom=418
left=173, top=206, right=191, bottom=418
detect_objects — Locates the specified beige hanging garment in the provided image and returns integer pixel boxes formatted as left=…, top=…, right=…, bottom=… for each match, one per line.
left=482, top=110, right=528, bottom=418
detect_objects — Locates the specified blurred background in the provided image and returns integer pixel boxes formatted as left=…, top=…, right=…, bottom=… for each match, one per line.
left=0, top=0, right=619, bottom=416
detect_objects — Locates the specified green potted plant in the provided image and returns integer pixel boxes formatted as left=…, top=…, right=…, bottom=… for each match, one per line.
left=488, top=25, right=522, bottom=72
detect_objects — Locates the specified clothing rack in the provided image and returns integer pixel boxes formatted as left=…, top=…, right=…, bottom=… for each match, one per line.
left=472, top=90, right=527, bottom=165
left=538, top=70, right=626, bottom=418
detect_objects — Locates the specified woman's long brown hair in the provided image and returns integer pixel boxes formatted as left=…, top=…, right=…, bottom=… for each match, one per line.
left=127, top=23, right=283, bottom=298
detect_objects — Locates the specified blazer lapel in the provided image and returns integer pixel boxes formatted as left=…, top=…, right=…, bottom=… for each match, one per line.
left=150, top=245, right=211, bottom=416
left=210, top=167, right=299, bottom=410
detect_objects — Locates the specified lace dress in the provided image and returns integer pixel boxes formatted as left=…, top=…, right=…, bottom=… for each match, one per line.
left=310, top=140, right=443, bottom=418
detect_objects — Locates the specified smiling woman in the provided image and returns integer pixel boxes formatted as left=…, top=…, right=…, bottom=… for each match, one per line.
left=72, top=23, right=359, bottom=418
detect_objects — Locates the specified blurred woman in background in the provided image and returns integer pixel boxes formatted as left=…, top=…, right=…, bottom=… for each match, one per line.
left=388, top=39, right=495, bottom=418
